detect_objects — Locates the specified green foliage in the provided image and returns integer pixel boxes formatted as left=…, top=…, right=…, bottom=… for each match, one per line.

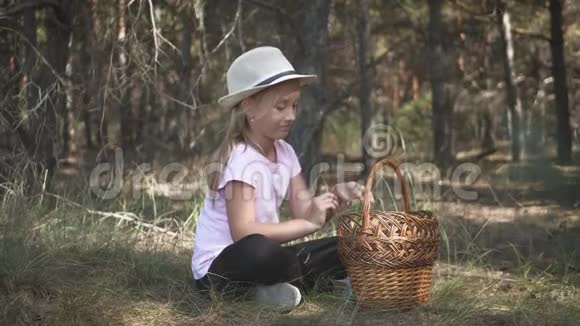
left=392, top=92, right=433, bottom=154
left=321, top=105, right=362, bottom=156
left=322, top=93, right=434, bottom=158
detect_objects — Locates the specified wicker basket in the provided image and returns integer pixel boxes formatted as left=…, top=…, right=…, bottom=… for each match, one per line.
left=337, top=159, right=440, bottom=310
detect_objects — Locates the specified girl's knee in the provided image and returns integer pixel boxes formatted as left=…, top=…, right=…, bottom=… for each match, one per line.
left=239, top=233, right=271, bottom=242
left=237, top=234, right=291, bottom=265
left=238, top=233, right=277, bottom=250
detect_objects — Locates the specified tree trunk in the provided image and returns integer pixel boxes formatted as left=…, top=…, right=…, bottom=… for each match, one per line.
left=427, top=0, right=453, bottom=166
left=89, top=0, right=108, bottom=147
left=482, top=112, right=495, bottom=151
left=118, top=0, right=133, bottom=150
left=549, top=0, right=572, bottom=164
left=412, top=76, right=420, bottom=101
left=180, top=12, right=194, bottom=150
left=287, top=0, right=331, bottom=185
left=27, top=1, right=74, bottom=188
left=179, top=12, right=193, bottom=81
left=355, top=0, right=374, bottom=175
left=1, top=11, right=34, bottom=160
left=496, top=0, right=524, bottom=162
left=391, top=73, right=399, bottom=114
left=62, top=95, right=71, bottom=158
left=79, top=2, right=94, bottom=148
left=23, top=7, right=36, bottom=85
left=22, top=7, right=37, bottom=155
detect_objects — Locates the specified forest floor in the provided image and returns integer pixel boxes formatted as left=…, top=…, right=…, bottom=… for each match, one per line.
left=1, top=144, right=580, bottom=325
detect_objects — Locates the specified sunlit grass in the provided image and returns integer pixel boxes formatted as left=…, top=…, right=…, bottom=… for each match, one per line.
left=2, top=170, right=580, bottom=325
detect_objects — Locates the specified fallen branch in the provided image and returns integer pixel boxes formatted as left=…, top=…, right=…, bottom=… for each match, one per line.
left=88, top=209, right=179, bottom=238
left=47, top=193, right=184, bottom=238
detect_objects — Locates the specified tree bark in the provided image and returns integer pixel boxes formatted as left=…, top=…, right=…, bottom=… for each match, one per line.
left=549, top=0, right=572, bottom=164
left=287, top=0, right=331, bottom=185
left=180, top=11, right=194, bottom=149
left=428, top=0, right=454, bottom=166
left=118, top=0, right=134, bottom=150
left=23, top=6, right=37, bottom=83
left=496, top=0, right=524, bottom=162
left=355, top=0, right=374, bottom=175
left=89, top=0, right=108, bottom=147
left=179, top=11, right=193, bottom=77
left=78, top=2, right=94, bottom=148
left=27, top=1, right=74, bottom=187
left=1, top=12, right=34, bottom=159
left=21, top=7, right=38, bottom=155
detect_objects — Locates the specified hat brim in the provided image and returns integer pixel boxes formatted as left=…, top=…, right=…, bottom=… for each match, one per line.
left=218, top=74, right=317, bottom=109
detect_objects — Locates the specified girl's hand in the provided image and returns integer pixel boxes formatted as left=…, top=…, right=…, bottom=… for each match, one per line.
left=306, top=192, right=339, bottom=227
left=331, top=181, right=369, bottom=209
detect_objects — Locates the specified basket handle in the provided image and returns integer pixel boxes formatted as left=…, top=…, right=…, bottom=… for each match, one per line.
left=360, top=159, right=411, bottom=233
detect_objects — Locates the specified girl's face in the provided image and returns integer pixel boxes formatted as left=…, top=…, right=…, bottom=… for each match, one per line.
left=242, top=80, right=301, bottom=140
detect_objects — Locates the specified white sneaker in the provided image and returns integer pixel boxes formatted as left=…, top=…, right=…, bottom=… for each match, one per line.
left=254, top=283, right=302, bottom=312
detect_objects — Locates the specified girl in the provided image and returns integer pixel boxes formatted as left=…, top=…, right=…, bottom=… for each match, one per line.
left=192, top=46, right=364, bottom=312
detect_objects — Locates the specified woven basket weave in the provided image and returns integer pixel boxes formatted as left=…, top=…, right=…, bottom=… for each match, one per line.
left=337, top=159, right=440, bottom=310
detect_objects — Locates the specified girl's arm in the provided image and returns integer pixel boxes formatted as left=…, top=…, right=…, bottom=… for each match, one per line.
left=225, top=180, right=336, bottom=243
left=286, top=173, right=318, bottom=222
left=287, top=175, right=367, bottom=223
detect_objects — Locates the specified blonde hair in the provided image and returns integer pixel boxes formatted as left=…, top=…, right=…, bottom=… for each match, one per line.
left=206, top=80, right=300, bottom=198
left=207, top=105, right=250, bottom=197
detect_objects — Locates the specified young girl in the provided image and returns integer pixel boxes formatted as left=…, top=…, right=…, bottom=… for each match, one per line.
left=192, top=46, right=364, bottom=311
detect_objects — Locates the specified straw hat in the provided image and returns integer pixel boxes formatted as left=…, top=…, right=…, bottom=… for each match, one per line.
left=218, top=46, right=317, bottom=109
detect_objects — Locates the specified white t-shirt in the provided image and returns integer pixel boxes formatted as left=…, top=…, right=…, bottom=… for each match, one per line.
left=191, top=139, right=302, bottom=280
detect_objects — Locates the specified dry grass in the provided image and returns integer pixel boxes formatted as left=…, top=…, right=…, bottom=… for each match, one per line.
left=2, top=157, right=580, bottom=325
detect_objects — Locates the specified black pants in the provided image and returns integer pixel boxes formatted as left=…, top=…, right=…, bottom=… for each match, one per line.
left=195, top=234, right=347, bottom=298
